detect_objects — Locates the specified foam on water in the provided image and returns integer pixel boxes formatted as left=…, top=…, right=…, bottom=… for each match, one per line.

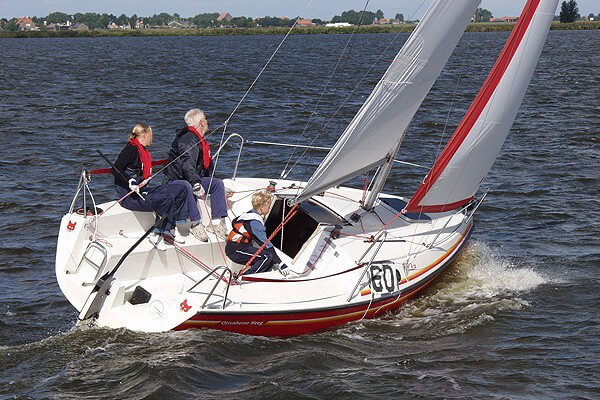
left=384, top=241, right=551, bottom=337
left=453, top=241, right=549, bottom=296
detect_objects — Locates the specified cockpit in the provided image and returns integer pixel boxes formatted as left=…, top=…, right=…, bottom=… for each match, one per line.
left=264, top=197, right=347, bottom=258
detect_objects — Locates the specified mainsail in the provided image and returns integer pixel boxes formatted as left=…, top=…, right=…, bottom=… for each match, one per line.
left=405, top=0, right=558, bottom=213
left=294, top=0, right=481, bottom=204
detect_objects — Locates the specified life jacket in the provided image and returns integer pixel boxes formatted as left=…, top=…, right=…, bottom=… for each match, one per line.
left=227, top=212, right=264, bottom=245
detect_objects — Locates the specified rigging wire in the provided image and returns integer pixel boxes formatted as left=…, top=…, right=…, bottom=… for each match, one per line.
left=206, top=0, right=314, bottom=213
left=284, top=0, right=429, bottom=187
left=281, top=0, right=371, bottom=179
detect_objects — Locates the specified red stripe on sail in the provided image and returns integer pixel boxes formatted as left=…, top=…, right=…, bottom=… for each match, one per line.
left=405, top=0, right=541, bottom=213
left=406, top=197, right=473, bottom=214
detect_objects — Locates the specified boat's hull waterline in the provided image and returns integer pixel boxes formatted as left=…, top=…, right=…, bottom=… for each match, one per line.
left=56, top=178, right=473, bottom=336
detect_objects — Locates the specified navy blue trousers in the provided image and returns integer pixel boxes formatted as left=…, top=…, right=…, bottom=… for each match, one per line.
left=225, top=243, right=276, bottom=275
left=200, top=177, right=227, bottom=219
left=116, top=180, right=200, bottom=232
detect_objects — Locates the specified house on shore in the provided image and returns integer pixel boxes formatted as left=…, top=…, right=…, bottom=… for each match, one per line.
left=489, top=16, right=519, bottom=22
left=72, top=23, right=89, bottom=31
left=374, top=17, right=390, bottom=25
left=107, top=21, right=131, bottom=30
left=297, top=19, right=314, bottom=27
left=217, top=12, right=233, bottom=22
left=16, top=16, right=37, bottom=31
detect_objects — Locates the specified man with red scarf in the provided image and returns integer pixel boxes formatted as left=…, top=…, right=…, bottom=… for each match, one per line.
left=165, top=108, right=228, bottom=239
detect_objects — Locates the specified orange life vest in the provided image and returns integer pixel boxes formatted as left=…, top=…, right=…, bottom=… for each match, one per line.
left=227, top=218, right=252, bottom=244
left=226, top=212, right=264, bottom=245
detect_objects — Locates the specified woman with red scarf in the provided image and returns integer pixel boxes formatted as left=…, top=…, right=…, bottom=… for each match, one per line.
left=112, top=123, right=208, bottom=250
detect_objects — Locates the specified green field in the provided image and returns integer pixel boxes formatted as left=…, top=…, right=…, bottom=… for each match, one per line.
left=1, top=20, right=598, bottom=38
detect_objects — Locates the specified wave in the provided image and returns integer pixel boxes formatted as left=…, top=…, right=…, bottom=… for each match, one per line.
left=367, top=241, right=551, bottom=338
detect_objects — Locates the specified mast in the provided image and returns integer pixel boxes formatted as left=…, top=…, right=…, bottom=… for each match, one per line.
left=362, top=142, right=400, bottom=210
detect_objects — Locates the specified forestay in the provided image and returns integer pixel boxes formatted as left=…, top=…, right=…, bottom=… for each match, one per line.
left=405, top=0, right=558, bottom=213
left=294, top=0, right=481, bottom=205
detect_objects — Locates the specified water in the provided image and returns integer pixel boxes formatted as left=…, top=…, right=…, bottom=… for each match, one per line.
left=0, top=30, right=598, bottom=398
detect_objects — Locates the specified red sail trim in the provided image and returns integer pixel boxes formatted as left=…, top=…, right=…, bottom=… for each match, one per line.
left=407, top=197, right=473, bottom=214
left=89, top=159, right=167, bottom=175
left=404, top=0, right=541, bottom=213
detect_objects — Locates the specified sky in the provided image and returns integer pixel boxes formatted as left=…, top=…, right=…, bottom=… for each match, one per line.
left=0, top=0, right=598, bottom=20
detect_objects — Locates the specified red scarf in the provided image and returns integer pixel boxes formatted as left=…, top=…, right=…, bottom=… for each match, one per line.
left=129, top=138, right=152, bottom=179
left=188, top=126, right=212, bottom=170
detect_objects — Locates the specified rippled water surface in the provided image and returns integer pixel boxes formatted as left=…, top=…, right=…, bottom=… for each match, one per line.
left=0, top=30, right=599, bottom=399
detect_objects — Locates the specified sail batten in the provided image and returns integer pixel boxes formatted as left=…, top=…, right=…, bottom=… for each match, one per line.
left=405, top=0, right=558, bottom=213
left=294, top=0, right=481, bottom=205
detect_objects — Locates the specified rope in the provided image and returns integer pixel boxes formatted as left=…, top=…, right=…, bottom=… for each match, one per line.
left=204, top=0, right=313, bottom=219
left=238, top=204, right=299, bottom=276
left=361, top=173, right=370, bottom=205
left=198, top=194, right=228, bottom=265
left=358, top=289, right=375, bottom=322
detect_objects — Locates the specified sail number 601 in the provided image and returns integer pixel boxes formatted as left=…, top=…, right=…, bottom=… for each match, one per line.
left=369, top=264, right=402, bottom=293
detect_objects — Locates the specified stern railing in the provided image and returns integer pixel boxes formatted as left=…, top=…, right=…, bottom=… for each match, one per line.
left=187, top=265, right=234, bottom=309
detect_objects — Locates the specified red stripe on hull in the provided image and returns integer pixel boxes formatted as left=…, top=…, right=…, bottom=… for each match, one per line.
left=174, top=224, right=472, bottom=336
left=405, top=0, right=541, bottom=213
left=175, top=283, right=424, bottom=336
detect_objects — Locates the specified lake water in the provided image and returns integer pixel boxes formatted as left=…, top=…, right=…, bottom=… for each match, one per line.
left=0, top=30, right=599, bottom=399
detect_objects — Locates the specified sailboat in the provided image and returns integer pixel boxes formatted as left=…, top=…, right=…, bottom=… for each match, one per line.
left=55, top=0, right=558, bottom=336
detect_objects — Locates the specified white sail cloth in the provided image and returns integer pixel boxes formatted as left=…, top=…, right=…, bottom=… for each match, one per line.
left=294, top=0, right=481, bottom=204
left=405, top=0, right=558, bottom=213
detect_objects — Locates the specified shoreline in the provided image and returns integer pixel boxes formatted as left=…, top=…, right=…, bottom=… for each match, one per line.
left=1, top=21, right=598, bottom=39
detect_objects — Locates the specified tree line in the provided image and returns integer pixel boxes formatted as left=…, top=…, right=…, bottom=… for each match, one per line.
left=0, top=10, right=409, bottom=31
left=1, top=2, right=597, bottom=32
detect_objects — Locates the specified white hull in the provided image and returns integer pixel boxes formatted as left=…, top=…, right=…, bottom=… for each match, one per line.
left=56, top=177, right=473, bottom=336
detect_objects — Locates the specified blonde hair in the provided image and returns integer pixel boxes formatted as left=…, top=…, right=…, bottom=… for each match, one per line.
left=129, top=123, right=152, bottom=140
left=251, top=190, right=273, bottom=210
